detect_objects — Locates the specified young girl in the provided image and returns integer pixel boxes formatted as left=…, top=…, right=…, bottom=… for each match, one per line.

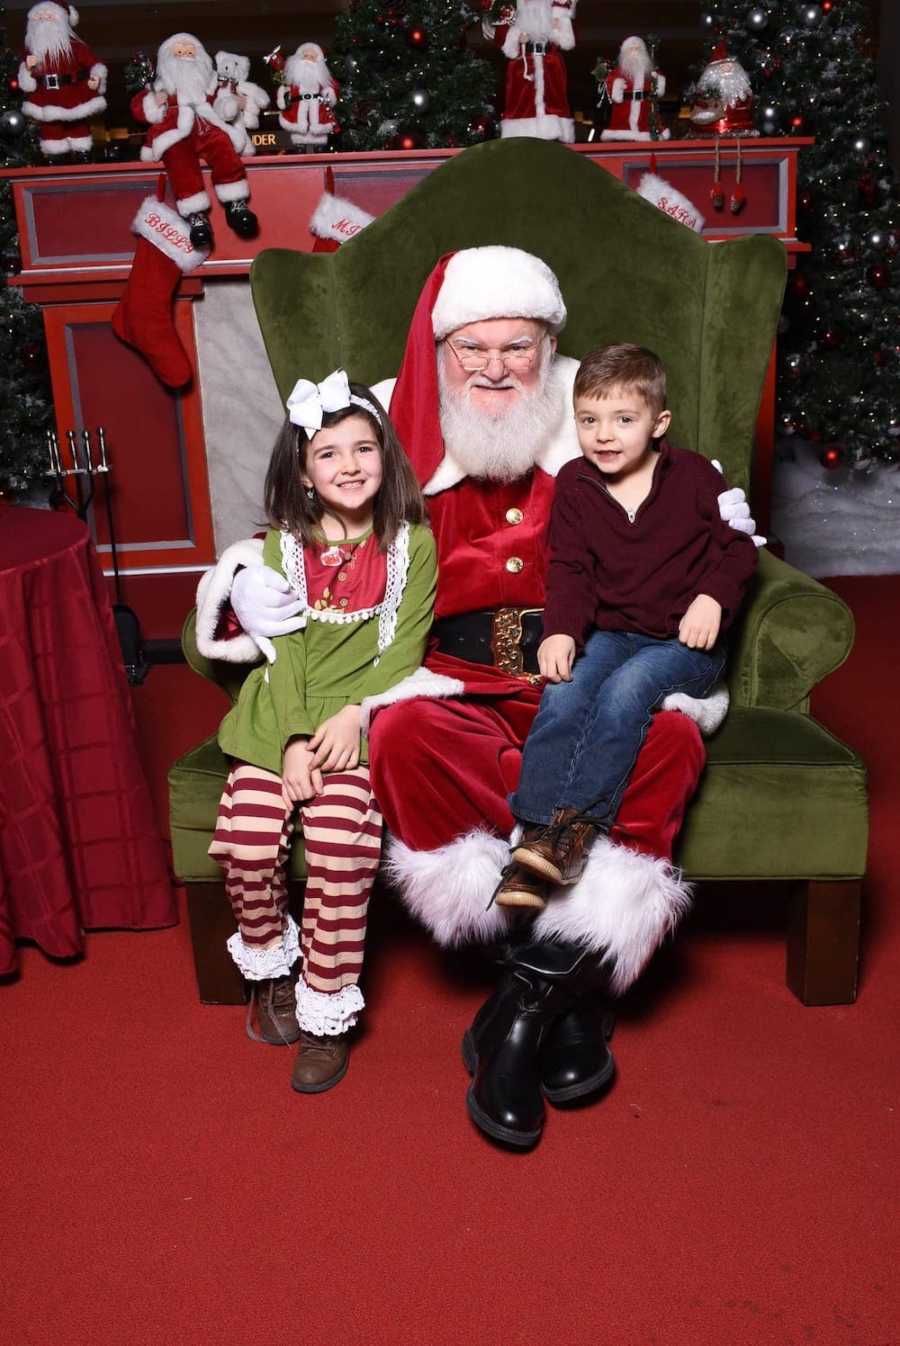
left=209, top=369, right=436, bottom=1094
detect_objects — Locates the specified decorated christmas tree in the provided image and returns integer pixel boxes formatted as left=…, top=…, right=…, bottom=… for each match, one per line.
left=697, top=1, right=899, bottom=471
left=331, top=0, right=496, bottom=151
left=0, top=9, right=54, bottom=498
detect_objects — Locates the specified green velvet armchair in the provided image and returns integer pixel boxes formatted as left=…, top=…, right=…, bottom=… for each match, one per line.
left=169, top=138, right=867, bottom=1007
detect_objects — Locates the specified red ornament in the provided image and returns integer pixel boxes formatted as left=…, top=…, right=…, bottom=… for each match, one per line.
left=790, top=115, right=805, bottom=132
left=867, top=262, right=891, bottom=290
left=789, top=271, right=810, bottom=298
left=729, top=186, right=746, bottom=215
left=8, top=77, right=19, bottom=94
left=822, top=1, right=833, bottom=11
left=407, top=26, right=427, bottom=47
left=709, top=183, right=725, bottom=212
left=396, top=132, right=421, bottom=150
left=820, top=444, right=845, bottom=470
left=858, top=173, right=877, bottom=206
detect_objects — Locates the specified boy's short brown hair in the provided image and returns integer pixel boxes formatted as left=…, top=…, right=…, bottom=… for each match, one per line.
left=574, top=344, right=668, bottom=418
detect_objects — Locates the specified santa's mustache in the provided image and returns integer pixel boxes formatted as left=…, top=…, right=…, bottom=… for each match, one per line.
left=464, top=372, right=525, bottom=396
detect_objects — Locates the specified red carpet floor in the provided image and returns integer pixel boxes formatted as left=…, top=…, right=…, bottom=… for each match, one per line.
left=2, top=577, right=898, bottom=1346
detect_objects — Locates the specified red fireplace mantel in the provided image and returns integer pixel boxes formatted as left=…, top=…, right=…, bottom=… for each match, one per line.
left=3, top=139, right=809, bottom=633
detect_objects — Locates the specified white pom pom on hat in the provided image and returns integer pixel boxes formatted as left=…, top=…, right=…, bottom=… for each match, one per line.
left=68, top=5, right=78, bottom=23
left=430, top=245, right=567, bottom=340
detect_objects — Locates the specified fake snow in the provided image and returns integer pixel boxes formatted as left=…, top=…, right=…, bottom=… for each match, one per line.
left=770, top=437, right=900, bottom=577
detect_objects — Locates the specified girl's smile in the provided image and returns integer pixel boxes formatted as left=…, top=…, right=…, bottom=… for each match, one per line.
left=302, top=413, right=383, bottom=529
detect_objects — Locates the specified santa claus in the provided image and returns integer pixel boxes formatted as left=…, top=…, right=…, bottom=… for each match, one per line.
left=600, top=35, right=670, bottom=143
left=485, top=1, right=576, bottom=142
left=213, top=50, right=271, bottom=157
left=276, top=43, right=338, bottom=152
left=689, top=42, right=756, bottom=137
left=195, top=248, right=758, bottom=1146
left=131, top=33, right=258, bottom=250
left=17, top=2, right=107, bottom=161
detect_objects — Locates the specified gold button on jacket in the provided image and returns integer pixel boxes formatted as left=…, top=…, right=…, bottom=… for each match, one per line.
left=505, top=556, right=524, bottom=574
left=505, top=507, right=524, bottom=525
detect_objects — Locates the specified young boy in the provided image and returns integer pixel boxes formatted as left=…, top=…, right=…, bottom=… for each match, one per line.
left=495, top=343, right=759, bottom=908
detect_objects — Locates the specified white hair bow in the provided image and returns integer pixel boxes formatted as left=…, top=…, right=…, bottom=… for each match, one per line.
left=286, top=368, right=356, bottom=434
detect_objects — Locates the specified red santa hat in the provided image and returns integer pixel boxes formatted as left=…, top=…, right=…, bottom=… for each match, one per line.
left=390, top=246, right=567, bottom=485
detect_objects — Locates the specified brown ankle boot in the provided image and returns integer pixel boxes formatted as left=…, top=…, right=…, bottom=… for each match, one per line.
left=513, top=808, right=600, bottom=886
left=493, top=861, right=551, bottom=910
left=291, top=1031, right=350, bottom=1093
left=246, top=973, right=301, bottom=1046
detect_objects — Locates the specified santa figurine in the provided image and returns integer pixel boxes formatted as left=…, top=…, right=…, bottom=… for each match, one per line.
left=213, top=51, right=271, bottom=157
left=17, top=3, right=107, bottom=162
left=276, top=43, right=338, bottom=153
left=688, top=42, right=756, bottom=137
left=599, top=35, right=670, bottom=142
left=484, top=1, right=576, bottom=142
left=131, top=33, right=259, bottom=251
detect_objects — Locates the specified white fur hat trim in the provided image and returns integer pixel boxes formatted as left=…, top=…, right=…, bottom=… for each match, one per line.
left=431, top=246, right=567, bottom=339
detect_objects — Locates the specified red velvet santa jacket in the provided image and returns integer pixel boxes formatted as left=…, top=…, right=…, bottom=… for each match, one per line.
left=541, top=442, right=758, bottom=648
left=18, top=39, right=107, bottom=121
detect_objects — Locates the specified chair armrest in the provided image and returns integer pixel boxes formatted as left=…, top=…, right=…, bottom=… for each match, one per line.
left=182, top=608, right=252, bottom=705
left=728, top=549, right=854, bottom=712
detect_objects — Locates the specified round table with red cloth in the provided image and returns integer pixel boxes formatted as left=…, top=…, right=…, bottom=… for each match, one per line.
left=0, top=506, right=176, bottom=975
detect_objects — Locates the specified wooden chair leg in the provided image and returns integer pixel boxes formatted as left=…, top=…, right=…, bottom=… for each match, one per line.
left=185, top=882, right=248, bottom=1005
left=786, top=879, right=862, bottom=1006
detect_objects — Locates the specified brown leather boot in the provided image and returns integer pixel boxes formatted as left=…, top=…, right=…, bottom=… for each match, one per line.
left=291, top=1031, right=350, bottom=1093
left=246, top=973, right=301, bottom=1046
left=493, top=862, right=551, bottom=910
left=513, top=808, right=600, bottom=886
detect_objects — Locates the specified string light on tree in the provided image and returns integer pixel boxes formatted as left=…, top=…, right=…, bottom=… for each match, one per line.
left=697, top=0, right=899, bottom=473
left=331, top=1, right=495, bottom=151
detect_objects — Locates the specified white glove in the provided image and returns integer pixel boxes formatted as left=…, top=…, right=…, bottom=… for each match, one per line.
left=232, top=564, right=306, bottom=637
left=713, top=461, right=767, bottom=548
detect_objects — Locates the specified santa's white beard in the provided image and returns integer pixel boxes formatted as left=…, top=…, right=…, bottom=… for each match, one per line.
left=620, top=47, right=651, bottom=85
left=438, top=346, right=566, bottom=482
left=515, top=1, right=553, bottom=42
left=159, top=55, right=214, bottom=108
left=285, top=55, right=332, bottom=91
left=26, top=16, right=73, bottom=65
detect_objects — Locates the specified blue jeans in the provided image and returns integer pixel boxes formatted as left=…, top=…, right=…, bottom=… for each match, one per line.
left=509, top=628, right=726, bottom=829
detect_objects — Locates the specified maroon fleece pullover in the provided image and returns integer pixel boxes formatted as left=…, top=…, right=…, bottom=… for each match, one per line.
left=541, top=441, right=758, bottom=648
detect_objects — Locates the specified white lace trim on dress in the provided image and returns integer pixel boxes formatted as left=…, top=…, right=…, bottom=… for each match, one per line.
left=279, top=522, right=411, bottom=659
left=226, top=913, right=301, bottom=981
left=294, top=975, right=365, bottom=1035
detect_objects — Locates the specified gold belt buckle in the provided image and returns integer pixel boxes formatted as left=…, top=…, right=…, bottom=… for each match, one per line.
left=491, top=607, right=543, bottom=683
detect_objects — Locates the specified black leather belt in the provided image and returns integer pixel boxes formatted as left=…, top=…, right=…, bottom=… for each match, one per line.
left=623, top=90, right=646, bottom=101
left=525, top=42, right=548, bottom=54
left=41, top=68, right=89, bottom=89
left=433, top=607, right=544, bottom=679
left=285, top=91, right=322, bottom=106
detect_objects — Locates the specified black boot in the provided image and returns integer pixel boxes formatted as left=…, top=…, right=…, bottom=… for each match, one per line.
left=462, top=941, right=596, bottom=1148
left=540, top=998, right=616, bottom=1104
left=186, top=212, right=213, bottom=250
left=224, top=199, right=259, bottom=238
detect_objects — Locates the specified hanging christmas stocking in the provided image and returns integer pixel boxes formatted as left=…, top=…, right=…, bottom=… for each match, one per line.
left=308, top=169, right=374, bottom=252
left=112, top=192, right=209, bottom=389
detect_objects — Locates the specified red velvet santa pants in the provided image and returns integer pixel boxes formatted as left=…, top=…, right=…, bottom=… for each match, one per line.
left=39, top=118, right=92, bottom=153
left=163, top=122, right=248, bottom=213
left=368, top=696, right=704, bottom=862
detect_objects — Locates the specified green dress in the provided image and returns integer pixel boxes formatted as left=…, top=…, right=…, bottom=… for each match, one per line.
left=218, top=521, right=437, bottom=775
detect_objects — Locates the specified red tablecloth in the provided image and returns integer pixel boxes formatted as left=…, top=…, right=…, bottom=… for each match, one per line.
left=0, top=506, right=176, bottom=974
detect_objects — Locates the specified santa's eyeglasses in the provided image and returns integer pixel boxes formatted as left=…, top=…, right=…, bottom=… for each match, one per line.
left=443, top=335, right=545, bottom=373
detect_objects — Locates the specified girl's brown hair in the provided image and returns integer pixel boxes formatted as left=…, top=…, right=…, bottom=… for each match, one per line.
left=263, top=382, right=425, bottom=548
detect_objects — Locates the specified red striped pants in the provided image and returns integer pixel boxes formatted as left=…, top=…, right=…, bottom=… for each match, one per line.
left=209, top=763, right=382, bottom=1026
